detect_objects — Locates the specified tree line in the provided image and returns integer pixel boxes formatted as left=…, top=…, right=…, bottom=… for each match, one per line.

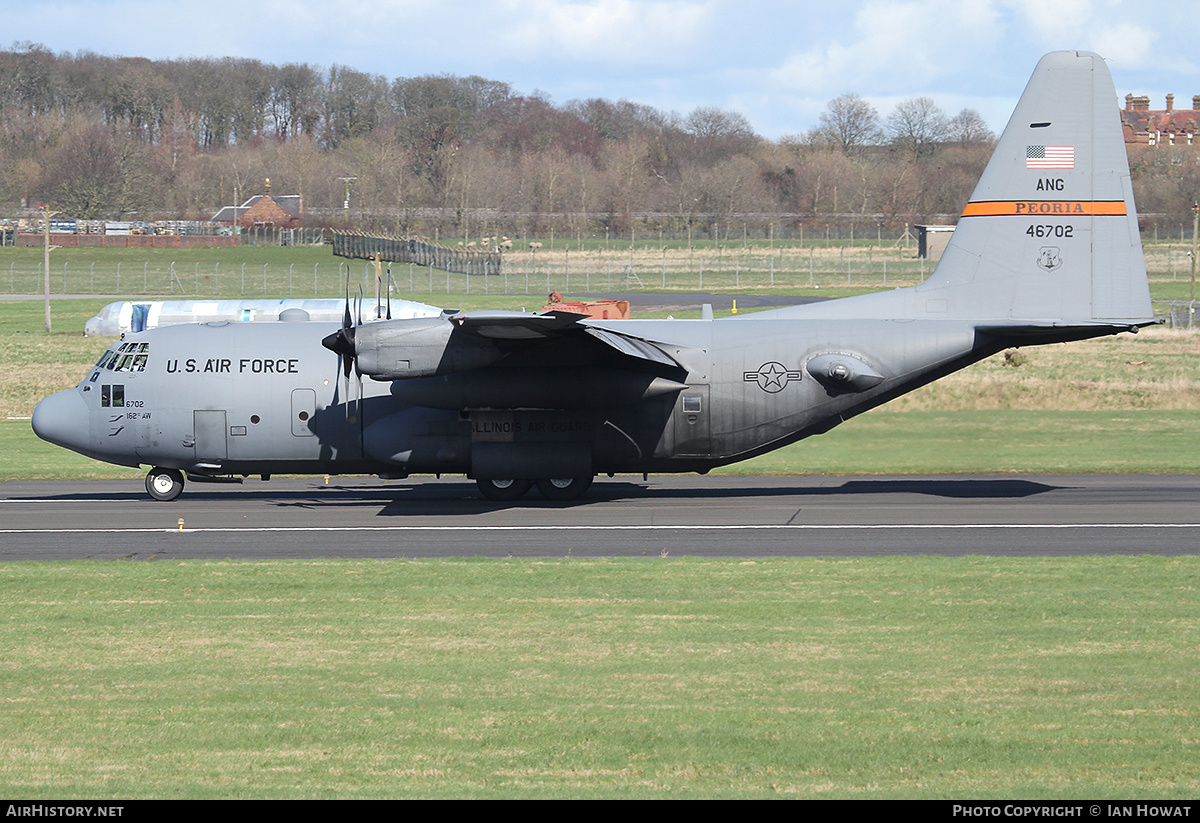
left=1, top=42, right=1195, bottom=236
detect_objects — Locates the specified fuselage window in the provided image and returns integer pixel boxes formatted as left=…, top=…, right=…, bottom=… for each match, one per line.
left=100, top=384, right=125, bottom=407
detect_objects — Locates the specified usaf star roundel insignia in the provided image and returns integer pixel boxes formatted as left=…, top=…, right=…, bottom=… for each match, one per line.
left=744, top=361, right=802, bottom=393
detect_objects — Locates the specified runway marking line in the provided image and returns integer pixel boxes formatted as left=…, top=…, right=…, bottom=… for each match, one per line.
left=2, top=524, right=1200, bottom=534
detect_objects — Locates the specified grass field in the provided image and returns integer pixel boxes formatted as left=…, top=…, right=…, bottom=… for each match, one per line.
left=2, top=557, right=1197, bottom=799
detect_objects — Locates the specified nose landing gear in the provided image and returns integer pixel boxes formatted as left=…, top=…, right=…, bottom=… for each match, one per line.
left=145, top=467, right=185, bottom=501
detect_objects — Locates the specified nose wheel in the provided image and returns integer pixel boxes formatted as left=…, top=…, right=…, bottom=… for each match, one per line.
left=145, top=467, right=185, bottom=501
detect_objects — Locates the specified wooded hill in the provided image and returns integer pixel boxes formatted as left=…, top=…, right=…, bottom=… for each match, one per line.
left=2, top=44, right=1196, bottom=237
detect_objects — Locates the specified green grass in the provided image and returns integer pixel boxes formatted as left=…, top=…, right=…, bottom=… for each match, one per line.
left=718, top=410, right=1200, bottom=475
left=0, top=557, right=1196, bottom=799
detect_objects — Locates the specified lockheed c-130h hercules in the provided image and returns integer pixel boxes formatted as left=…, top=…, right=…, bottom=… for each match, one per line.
left=33, top=51, right=1156, bottom=502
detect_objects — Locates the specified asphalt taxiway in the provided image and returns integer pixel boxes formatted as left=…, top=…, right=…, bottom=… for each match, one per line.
left=1, top=474, right=1197, bottom=560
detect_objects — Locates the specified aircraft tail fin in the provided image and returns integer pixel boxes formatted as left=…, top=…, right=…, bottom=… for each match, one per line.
left=922, top=50, right=1153, bottom=329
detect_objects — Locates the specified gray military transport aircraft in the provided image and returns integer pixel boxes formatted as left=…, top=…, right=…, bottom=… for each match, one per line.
left=33, top=51, right=1156, bottom=502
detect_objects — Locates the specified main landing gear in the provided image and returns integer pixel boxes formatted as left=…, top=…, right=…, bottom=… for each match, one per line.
left=145, top=467, right=185, bottom=501
left=476, top=476, right=593, bottom=502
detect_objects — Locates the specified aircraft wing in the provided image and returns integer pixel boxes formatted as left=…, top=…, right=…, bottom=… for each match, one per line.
left=447, top=310, right=686, bottom=369
left=582, top=326, right=682, bottom=369
left=448, top=309, right=589, bottom=339
left=344, top=309, right=690, bottom=382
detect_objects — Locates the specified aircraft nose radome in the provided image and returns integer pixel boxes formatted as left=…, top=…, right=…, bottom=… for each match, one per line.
left=32, top=390, right=89, bottom=451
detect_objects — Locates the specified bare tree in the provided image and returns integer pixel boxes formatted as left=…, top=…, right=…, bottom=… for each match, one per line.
left=886, top=97, right=949, bottom=159
left=812, top=93, right=883, bottom=154
left=682, top=106, right=758, bottom=166
left=946, top=108, right=995, bottom=144
left=41, top=121, right=152, bottom=217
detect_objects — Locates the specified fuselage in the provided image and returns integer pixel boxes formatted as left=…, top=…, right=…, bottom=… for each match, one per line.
left=32, top=309, right=990, bottom=482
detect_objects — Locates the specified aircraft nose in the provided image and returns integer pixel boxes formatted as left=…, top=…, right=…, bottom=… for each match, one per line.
left=32, top=389, right=90, bottom=452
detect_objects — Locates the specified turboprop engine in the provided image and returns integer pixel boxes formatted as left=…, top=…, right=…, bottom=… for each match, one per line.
left=322, top=312, right=504, bottom=381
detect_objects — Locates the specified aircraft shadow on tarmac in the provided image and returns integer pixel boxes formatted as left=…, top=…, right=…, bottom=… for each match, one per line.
left=335, top=477, right=1067, bottom=517
left=10, top=477, right=1066, bottom=517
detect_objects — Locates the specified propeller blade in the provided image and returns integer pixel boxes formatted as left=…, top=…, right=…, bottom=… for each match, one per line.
left=386, top=267, right=393, bottom=320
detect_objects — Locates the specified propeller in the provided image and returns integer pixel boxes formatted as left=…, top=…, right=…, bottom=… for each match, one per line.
left=321, top=284, right=365, bottom=417
left=321, top=284, right=357, bottom=379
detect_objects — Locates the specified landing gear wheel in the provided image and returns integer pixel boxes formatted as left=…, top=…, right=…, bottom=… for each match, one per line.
left=476, top=477, right=532, bottom=501
left=535, top=476, right=593, bottom=501
left=145, top=468, right=185, bottom=502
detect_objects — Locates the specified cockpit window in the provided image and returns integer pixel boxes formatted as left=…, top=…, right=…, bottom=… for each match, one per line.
left=98, top=343, right=148, bottom=372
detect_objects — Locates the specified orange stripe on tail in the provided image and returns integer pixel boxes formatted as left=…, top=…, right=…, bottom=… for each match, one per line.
left=961, top=200, right=1127, bottom=217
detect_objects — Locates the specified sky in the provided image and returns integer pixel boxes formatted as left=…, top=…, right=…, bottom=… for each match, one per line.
left=8, top=0, right=1199, bottom=139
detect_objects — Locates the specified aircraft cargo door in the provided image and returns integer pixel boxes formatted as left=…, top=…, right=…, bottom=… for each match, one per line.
left=193, top=410, right=227, bottom=462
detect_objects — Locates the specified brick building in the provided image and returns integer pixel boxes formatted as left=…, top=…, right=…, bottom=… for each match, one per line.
left=1121, top=94, right=1200, bottom=147
left=212, top=194, right=303, bottom=229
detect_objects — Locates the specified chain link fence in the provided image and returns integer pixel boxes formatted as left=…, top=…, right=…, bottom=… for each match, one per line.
left=1154, top=300, right=1200, bottom=328
left=0, top=244, right=938, bottom=299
